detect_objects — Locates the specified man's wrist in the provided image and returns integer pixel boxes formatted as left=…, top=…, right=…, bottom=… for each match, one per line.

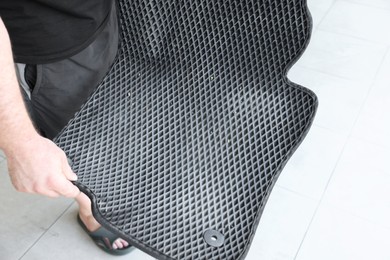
left=0, top=126, right=39, bottom=157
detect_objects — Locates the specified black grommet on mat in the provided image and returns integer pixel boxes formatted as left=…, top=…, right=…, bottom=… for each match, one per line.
left=204, top=229, right=225, bottom=247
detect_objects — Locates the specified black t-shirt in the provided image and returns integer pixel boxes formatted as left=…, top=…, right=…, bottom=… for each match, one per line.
left=0, top=0, right=113, bottom=64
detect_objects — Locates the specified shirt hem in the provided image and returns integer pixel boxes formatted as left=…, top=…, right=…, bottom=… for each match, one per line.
left=13, top=3, right=114, bottom=64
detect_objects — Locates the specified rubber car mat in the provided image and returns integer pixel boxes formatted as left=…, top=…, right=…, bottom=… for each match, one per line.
left=55, top=0, right=317, bottom=259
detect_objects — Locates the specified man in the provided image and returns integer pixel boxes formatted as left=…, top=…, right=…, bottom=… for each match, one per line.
left=0, top=0, right=132, bottom=255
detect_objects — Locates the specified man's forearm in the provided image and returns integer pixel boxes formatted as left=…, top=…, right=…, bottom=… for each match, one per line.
left=0, top=18, right=79, bottom=198
left=0, top=18, right=38, bottom=153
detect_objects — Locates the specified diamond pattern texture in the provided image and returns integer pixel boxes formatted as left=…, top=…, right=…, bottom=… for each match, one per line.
left=55, top=0, right=317, bottom=259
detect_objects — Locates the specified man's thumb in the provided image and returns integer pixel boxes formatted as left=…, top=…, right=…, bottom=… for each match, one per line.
left=63, top=158, right=78, bottom=181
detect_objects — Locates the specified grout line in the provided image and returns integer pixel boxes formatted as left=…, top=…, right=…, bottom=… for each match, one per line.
left=313, top=0, right=338, bottom=29
left=293, top=45, right=390, bottom=260
left=347, top=134, right=390, bottom=151
left=310, top=123, right=350, bottom=141
left=292, top=63, right=372, bottom=83
left=292, top=136, right=350, bottom=260
left=340, top=0, right=390, bottom=12
left=347, top=46, right=390, bottom=127
left=315, top=1, right=390, bottom=46
left=275, top=184, right=320, bottom=203
left=18, top=201, right=76, bottom=260
left=317, top=27, right=390, bottom=47
left=311, top=124, right=350, bottom=139
left=319, top=200, right=390, bottom=230
left=296, top=62, right=377, bottom=88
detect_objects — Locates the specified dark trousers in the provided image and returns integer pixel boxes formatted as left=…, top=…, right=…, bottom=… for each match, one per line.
left=18, top=1, right=119, bottom=140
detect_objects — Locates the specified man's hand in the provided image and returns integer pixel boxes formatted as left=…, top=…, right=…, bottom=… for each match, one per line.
left=5, top=135, right=80, bottom=198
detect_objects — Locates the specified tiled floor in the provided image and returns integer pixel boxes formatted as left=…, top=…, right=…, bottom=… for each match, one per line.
left=1, top=0, right=389, bottom=259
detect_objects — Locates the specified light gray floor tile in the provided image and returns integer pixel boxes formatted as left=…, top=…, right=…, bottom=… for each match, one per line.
left=307, top=0, right=336, bottom=28
left=277, top=126, right=346, bottom=200
left=0, top=160, right=74, bottom=260
left=296, top=30, right=387, bottom=83
left=322, top=138, right=390, bottom=228
left=352, top=49, right=390, bottom=148
left=319, top=0, right=390, bottom=44
left=296, top=204, right=390, bottom=260
left=345, top=0, right=390, bottom=11
left=21, top=203, right=155, bottom=260
left=289, top=66, right=369, bottom=135
left=246, top=187, right=318, bottom=260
